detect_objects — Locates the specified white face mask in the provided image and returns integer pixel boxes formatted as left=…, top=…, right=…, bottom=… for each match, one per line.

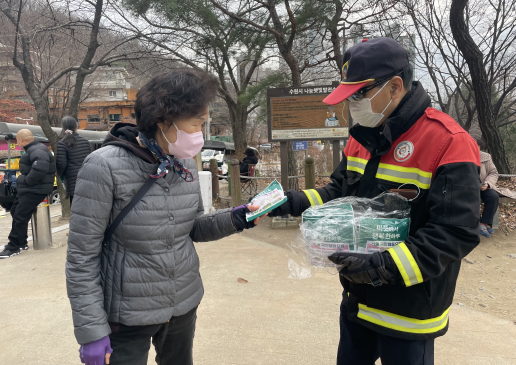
left=349, top=81, right=392, bottom=128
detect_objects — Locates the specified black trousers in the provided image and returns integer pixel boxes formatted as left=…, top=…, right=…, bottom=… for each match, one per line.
left=337, top=299, right=434, bottom=365
left=480, top=189, right=499, bottom=226
left=108, top=306, right=197, bottom=365
left=7, top=192, right=47, bottom=250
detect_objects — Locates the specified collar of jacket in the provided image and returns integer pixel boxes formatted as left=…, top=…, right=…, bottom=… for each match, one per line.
left=349, top=81, right=432, bottom=157
left=103, top=122, right=156, bottom=164
left=23, top=140, right=40, bottom=151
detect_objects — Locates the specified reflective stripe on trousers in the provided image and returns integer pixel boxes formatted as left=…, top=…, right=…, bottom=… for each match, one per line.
left=357, top=303, right=450, bottom=334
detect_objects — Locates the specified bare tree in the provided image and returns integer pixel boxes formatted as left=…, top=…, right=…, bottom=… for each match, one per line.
left=450, top=0, right=514, bottom=173
left=114, top=0, right=280, bottom=158
left=0, top=0, right=147, bottom=217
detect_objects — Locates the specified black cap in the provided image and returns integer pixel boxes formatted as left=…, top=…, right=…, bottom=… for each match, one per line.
left=323, top=37, right=410, bottom=105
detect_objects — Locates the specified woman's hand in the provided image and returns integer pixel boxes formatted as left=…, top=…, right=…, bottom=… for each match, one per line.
left=79, top=336, right=113, bottom=365
left=481, top=183, right=488, bottom=191
left=247, top=204, right=266, bottom=225
left=231, top=204, right=265, bottom=230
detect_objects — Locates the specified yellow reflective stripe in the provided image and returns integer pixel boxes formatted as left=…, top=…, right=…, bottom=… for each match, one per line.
left=347, top=156, right=368, bottom=175
left=378, top=163, right=433, bottom=178
left=347, top=156, right=369, bottom=165
left=357, top=304, right=450, bottom=334
left=303, top=189, right=323, bottom=206
left=347, top=165, right=365, bottom=174
left=388, top=242, right=423, bottom=287
left=376, top=163, right=432, bottom=189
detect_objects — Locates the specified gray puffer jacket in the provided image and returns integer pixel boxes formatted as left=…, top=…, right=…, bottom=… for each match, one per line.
left=66, top=127, right=237, bottom=345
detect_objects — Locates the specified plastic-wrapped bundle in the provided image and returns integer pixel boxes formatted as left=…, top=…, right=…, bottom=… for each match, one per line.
left=287, top=193, right=410, bottom=279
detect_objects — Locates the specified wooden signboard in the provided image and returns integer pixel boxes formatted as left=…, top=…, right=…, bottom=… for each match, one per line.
left=267, top=85, right=349, bottom=142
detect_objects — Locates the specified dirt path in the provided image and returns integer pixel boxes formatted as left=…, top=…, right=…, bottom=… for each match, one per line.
left=241, top=218, right=516, bottom=322
left=456, top=232, right=516, bottom=322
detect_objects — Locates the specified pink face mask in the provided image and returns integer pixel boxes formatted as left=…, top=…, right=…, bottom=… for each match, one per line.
left=161, top=123, right=204, bottom=159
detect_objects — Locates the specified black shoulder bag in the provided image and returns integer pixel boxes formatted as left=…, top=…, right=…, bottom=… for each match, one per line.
left=103, top=176, right=155, bottom=247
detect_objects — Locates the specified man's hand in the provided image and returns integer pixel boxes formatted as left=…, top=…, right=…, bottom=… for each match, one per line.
left=328, top=252, right=391, bottom=287
left=268, top=190, right=306, bottom=217
left=480, top=183, right=488, bottom=191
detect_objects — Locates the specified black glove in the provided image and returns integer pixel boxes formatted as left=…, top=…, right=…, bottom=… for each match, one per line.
left=231, top=205, right=256, bottom=230
left=328, top=252, right=391, bottom=287
left=268, top=190, right=306, bottom=217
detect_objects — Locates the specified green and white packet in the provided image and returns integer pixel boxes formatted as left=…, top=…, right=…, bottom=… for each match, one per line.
left=246, top=180, right=287, bottom=222
left=287, top=193, right=411, bottom=279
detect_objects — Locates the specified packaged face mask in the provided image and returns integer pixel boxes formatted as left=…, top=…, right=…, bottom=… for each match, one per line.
left=246, top=180, right=287, bottom=222
left=288, top=193, right=411, bottom=277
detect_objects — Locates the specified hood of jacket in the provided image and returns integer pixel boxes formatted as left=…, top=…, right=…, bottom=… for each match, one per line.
left=350, top=81, right=432, bottom=157
left=103, top=123, right=156, bottom=164
left=480, top=151, right=491, bottom=163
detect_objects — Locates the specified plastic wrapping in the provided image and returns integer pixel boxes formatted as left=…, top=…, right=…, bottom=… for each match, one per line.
left=287, top=193, right=410, bottom=279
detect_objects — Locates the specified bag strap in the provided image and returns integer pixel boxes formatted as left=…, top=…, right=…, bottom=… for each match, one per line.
left=103, top=176, right=155, bottom=246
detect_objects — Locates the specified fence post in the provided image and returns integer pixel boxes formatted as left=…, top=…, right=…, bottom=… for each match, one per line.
left=229, top=159, right=241, bottom=207
left=209, top=158, right=219, bottom=200
left=194, top=150, right=203, bottom=172
left=227, top=160, right=231, bottom=196
left=305, top=157, right=315, bottom=189
left=31, top=195, right=52, bottom=250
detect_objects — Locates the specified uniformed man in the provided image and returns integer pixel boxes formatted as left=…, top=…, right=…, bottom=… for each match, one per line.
left=269, top=37, right=481, bottom=365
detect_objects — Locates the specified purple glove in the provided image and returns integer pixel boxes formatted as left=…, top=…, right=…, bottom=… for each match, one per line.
left=79, top=336, right=113, bottom=365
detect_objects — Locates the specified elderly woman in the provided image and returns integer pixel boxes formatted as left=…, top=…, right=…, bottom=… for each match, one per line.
left=476, top=138, right=516, bottom=237
left=66, top=68, right=262, bottom=365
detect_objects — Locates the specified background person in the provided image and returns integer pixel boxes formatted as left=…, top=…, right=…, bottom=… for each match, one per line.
left=56, top=116, right=92, bottom=207
left=476, top=137, right=516, bottom=237
left=0, top=129, right=56, bottom=258
left=240, top=148, right=258, bottom=177
left=66, top=68, right=262, bottom=365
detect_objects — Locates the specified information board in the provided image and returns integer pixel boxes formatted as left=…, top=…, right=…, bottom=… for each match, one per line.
left=293, top=141, right=308, bottom=151
left=267, top=85, right=349, bottom=141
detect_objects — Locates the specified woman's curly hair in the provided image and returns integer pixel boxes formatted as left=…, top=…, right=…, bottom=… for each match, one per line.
left=135, top=68, right=219, bottom=139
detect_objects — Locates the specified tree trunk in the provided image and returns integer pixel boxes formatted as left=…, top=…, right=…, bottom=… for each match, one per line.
left=329, top=0, right=344, bottom=71
left=449, top=0, right=511, bottom=173
left=228, top=102, right=248, bottom=160
left=67, top=0, right=103, bottom=119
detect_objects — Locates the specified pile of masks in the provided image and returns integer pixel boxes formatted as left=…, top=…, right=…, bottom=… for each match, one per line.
left=287, top=193, right=410, bottom=279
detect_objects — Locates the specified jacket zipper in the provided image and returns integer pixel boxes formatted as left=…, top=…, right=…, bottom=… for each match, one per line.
left=120, top=252, right=126, bottom=296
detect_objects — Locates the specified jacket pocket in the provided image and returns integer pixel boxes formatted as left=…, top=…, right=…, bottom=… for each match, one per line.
left=449, top=184, right=480, bottom=228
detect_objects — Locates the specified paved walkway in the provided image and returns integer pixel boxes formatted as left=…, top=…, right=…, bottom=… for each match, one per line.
left=0, top=216, right=515, bottom=364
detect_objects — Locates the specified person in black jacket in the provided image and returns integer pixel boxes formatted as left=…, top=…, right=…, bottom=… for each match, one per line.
left=0, top=129, right=56, bottom=258
left=56, top=116, right=92, bottom=206
left=269, top=38, right=481, bottom=364
left=240, top=148, right=259, bottom=176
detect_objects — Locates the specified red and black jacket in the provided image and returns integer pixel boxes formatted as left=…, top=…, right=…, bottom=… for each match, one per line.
left=291, top=82, right=480, bottom=340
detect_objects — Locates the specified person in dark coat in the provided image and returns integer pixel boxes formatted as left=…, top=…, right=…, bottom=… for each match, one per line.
left=56, top=116, right=92, bottom=207
left=0, top=129, right=56, bottom=258
left=240, top=148, right=259, bottom=176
